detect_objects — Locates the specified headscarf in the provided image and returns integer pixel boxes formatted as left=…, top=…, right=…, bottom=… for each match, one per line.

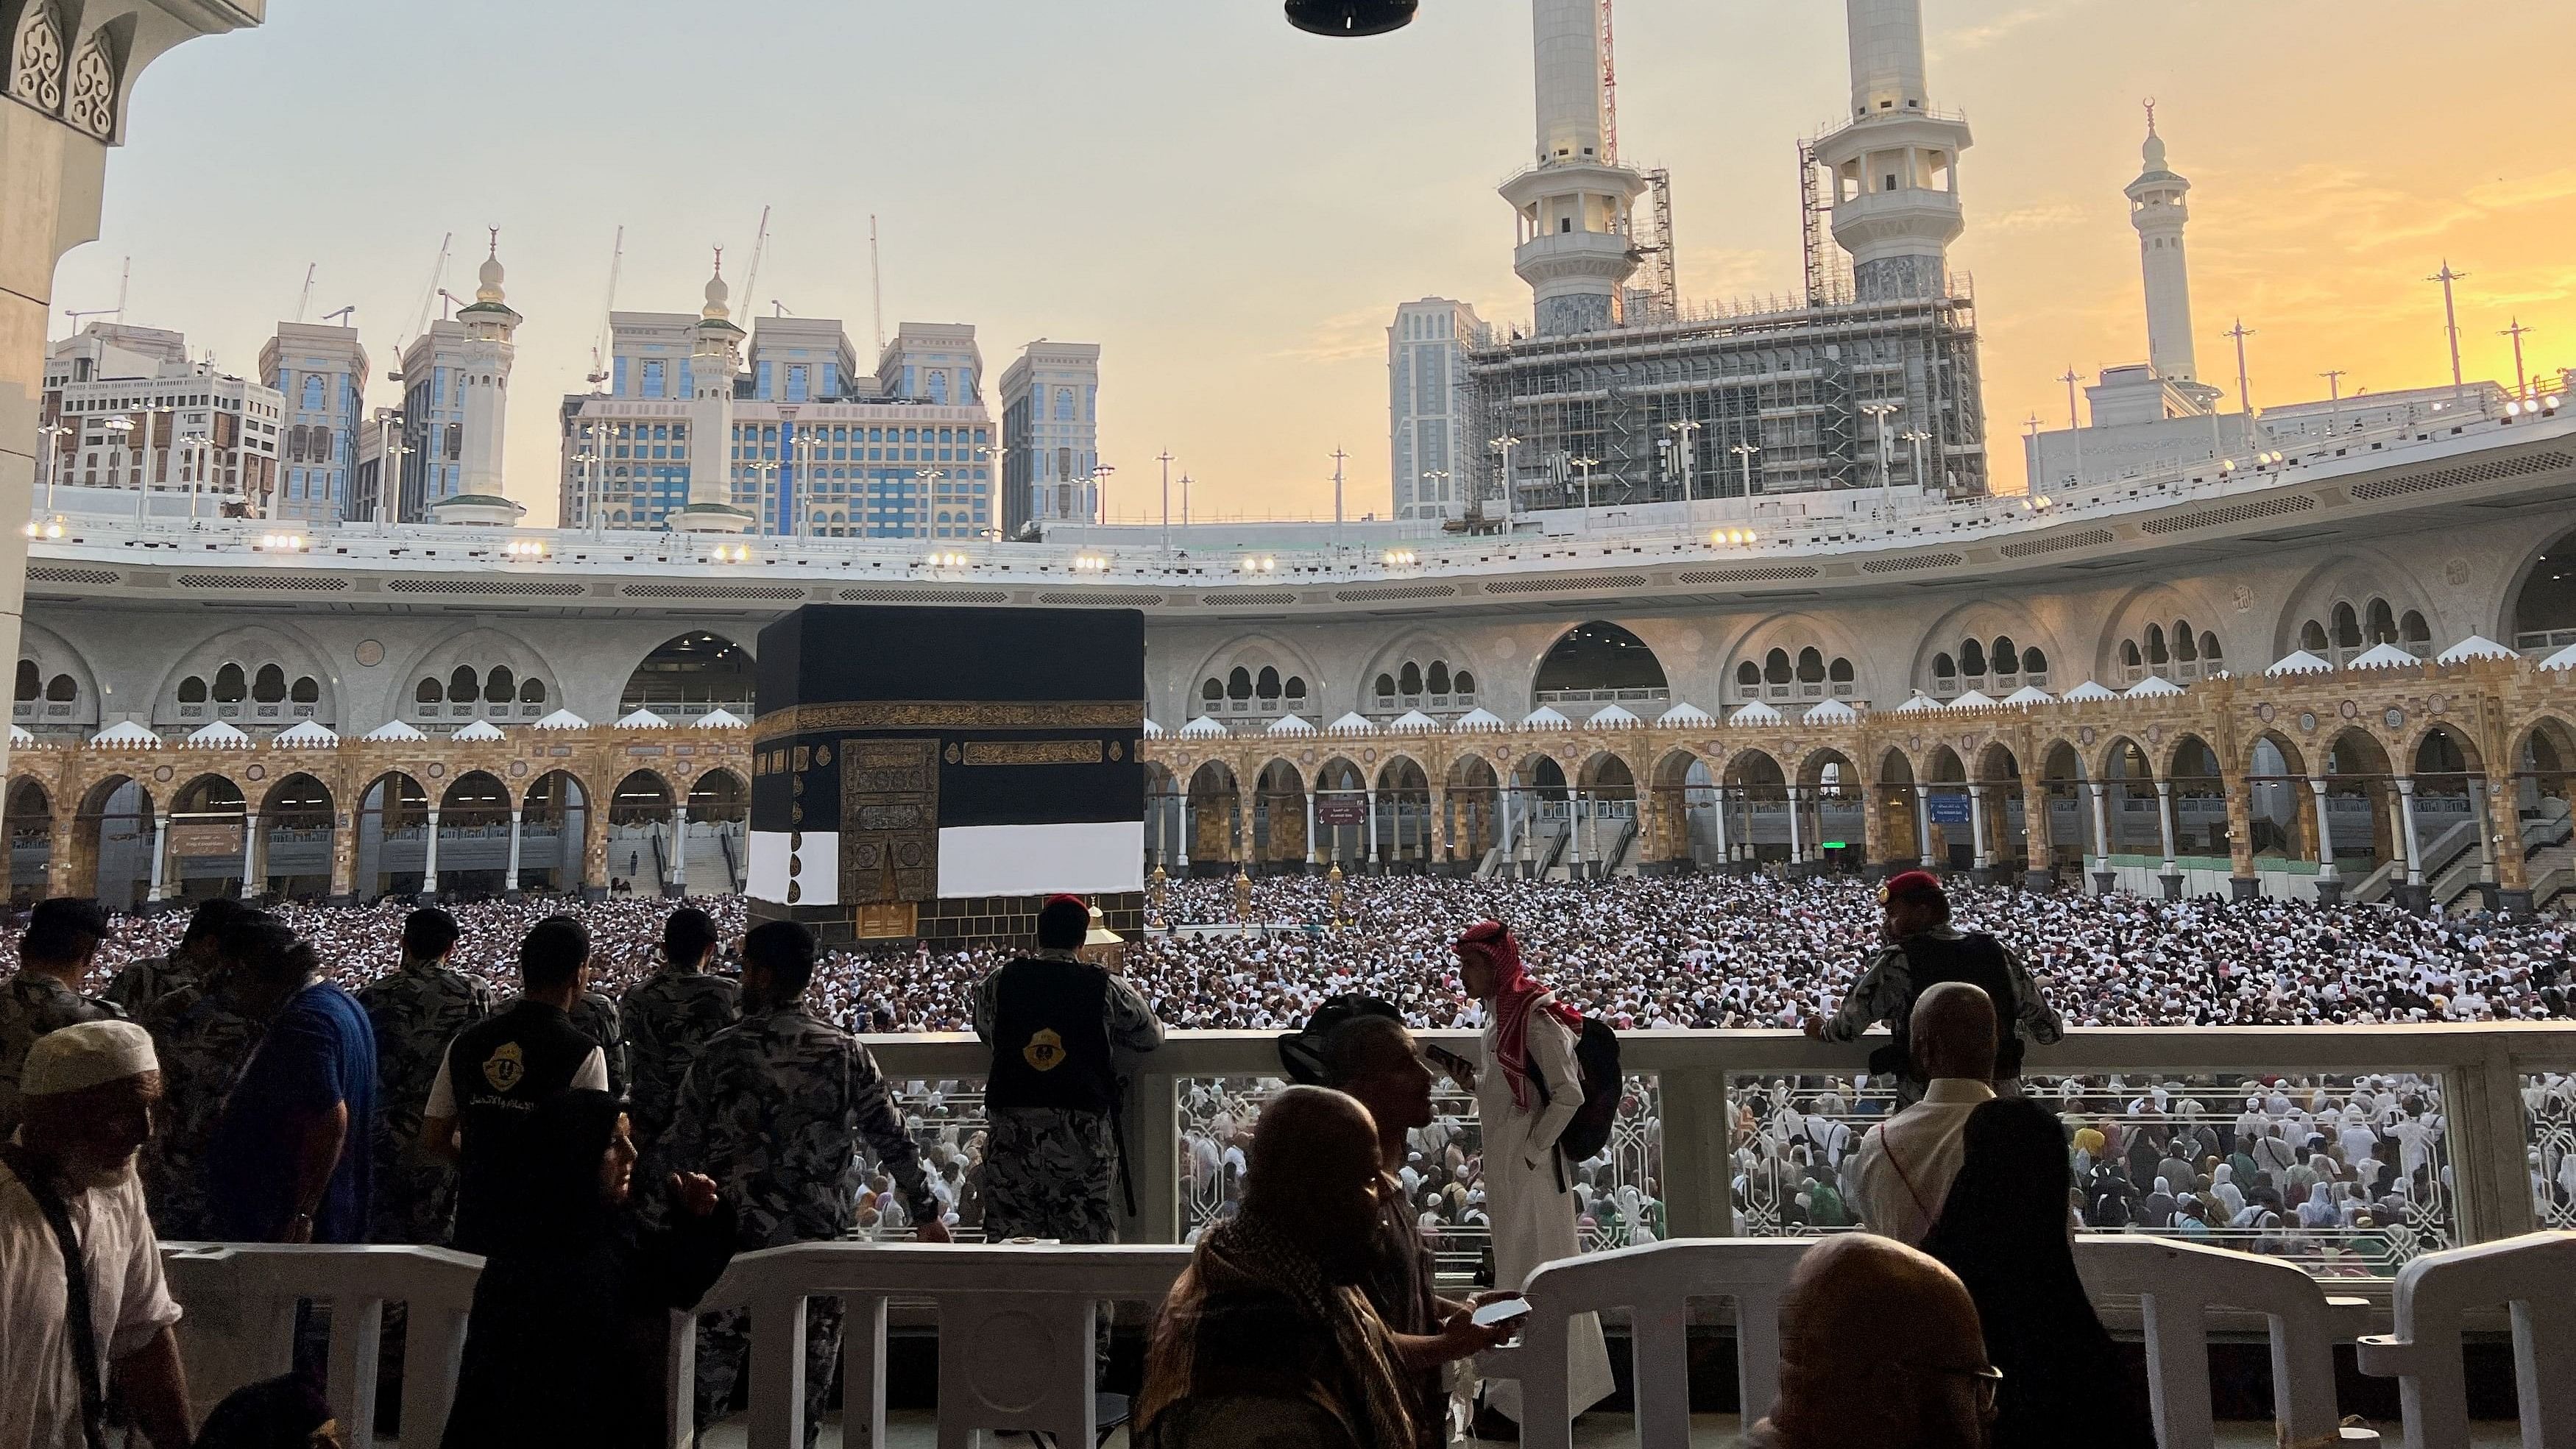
left=1457, top=921, right=1581, bottom=1111
left=526, top=1088, right=626, bottom=1242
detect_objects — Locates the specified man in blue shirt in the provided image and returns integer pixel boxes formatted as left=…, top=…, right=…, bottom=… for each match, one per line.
left=206, top=912, right=378, bottom=1244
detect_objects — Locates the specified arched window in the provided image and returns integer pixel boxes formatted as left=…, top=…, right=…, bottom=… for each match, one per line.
left=2399, top=611, right=2430, bottom=647
left=1737, top=661, right=1761, bottom=689
left=1256, top=666, right=1281, bottom=700
left=1763, top=648, right=1793, bottom=684
left=252, top=665, right=286, bottom=703
left=2300, top=620, right=2329, bottom=652
left=213, top=663, right=247, bottom=703
left=1284, top=676, right=1307, bottom=701
left=1373, top=673, right=1395, bottom=699
left=1829, top=657, right=1854, bottom=683
left=1933, top=653, right=1957, bottom=679
left=2174, top=628, right=2198, bottom=663
left=1451, top=670, right=1474, bottom=696
left=1795, top=647, right=1826, bottom=683
left=2198, top=634, right=2219, bottom=663
left=2330, top=602, right=2362, bottom=649
left=2120, top=641, right=2142, bottom=667
left=291, top=676, right=319, bottom=704
left=1959, top=638, right=1987, bottom=676
left=487, top=666, right=515, bottom=702
left=2022, top=647, right=2048, bottom=677
left=177, top=676, right=208, bottom=704
left=415, top=678, right=442, bottom=704
left=1202, top=678, right=1222, bottom=704
left=14, top=662, right=38, bottom=701
left=1226, top=667, right=1252, bottom=701
left=1426, top=662, right=1451, bottom=695
left=1991, top=636, right=2019, bottom=676
left=44, top=675, right=72, bottom=703
left=1398, top=662, right=1423, bottom=695
left=449, top=665, right=481, bottom=704
left=520, top=679, right=546, bottom=704
left=2145, top=625, right=2168, bottom=665
left=2366, top=598, right=2397, bottom=644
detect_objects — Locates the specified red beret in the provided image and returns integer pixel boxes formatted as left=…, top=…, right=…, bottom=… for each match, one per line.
left=1880, top=870, right=1946, bottom=904
left=1044, top=893, right=1088, bottom=912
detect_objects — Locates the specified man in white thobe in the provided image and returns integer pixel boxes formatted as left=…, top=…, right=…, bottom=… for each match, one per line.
left=0, top=1020, right=191, bottom=1449
left=1852, top=983, right=2000, bottom=1245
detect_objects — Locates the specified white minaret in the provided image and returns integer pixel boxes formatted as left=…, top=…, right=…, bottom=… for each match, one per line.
left=2127, top=103, right=2204, bottom=389
left=1811, top=0, right=1972, bottom=301
left=675, top=254, right=752, bottom=534
left=1498, top=0, right=1646, bottom=336
left=451, top=233, right=519, bottom=500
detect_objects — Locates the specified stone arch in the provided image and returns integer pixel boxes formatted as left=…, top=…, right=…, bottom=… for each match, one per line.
left=2500, top=525, right=2576, bottom=651
left=601, top=770, right=678, bottom=896
left=1639, top=746, right=1715, bottom=872
left=520, top=769, right=595, bottom=896
left=2240, top=729, right=2315, bottom=866
left=2274, top=552, right=2444, bottom=666
left=163, top=772, right=247, bottom=901
left=149, top=623, right=338, bottom=730
left=254, top=771, right=335, bottom=900
left=2319, top=727, right=2401, bottom=883
left=1186, top=633, right=1326, bottom=723
left=2512, top=714, right=2576, bottom=826
left=1250, top=757, right=1310, bottom=872
left=1353, top=628, right=1485, bottom=718
left=390, top=625, right=563, bottom=727
left=13, top=620, right=99, bottom=730
left=1311, top=754, right=1370, bottom=869
left=2035, top=739, right=2088, bottom=876
left=1375, top=754, right=1435, bottom=870
left=1186, top=759, right=1244, bottom=874
left=1446, top=753, right=1504, bottom=866
left=1722, top=611, right=1869, bottom=706
left=1906, top=600, right=2066, bottom=700
left=1529, top=620, right=1669, bottom=716
left=620, top=631, right=756, bottom=721
left=5, top=777, right=51, bottom=905
left=354, top=770, right=431, bottom=901
left=2095, top=580, right=2235, bottom=687
left=71, top=773, right=155, bottom=909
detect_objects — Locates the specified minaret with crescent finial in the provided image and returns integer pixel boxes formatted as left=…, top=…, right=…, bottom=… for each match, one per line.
left=450, top=227, right=521, bottom=502
left=675, top=247, right=753, bottom=533
left=2127, top=101, right=2216, bottom=407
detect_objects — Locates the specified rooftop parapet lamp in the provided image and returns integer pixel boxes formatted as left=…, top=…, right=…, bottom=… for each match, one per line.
left=1286, top=0, right=1418, bottom=36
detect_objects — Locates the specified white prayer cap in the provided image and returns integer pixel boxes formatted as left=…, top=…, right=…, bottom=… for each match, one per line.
left=22, top=1020, right=158, bottom=1098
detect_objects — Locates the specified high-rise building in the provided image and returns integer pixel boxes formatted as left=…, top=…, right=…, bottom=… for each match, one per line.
left=998, top=341, right=1101, bottom=533
left=749, top=316, right=860, bottom=404
left=259, top=322, right=369, bottom=524
left=877, top=322, right=981, bottom=407
left=1387, top=300, right=1484, bottom=520
left=38, top=325, right=284, bottom=514
left=1462, top=0, right=1988, bottom=517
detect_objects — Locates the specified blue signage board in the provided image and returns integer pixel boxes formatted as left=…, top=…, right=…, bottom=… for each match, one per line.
left=1928, top=793, right=1973, bottom=825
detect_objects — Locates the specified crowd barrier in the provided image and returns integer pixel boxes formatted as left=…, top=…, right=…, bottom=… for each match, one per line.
left=155, top=1230, right=2576, bottom=1448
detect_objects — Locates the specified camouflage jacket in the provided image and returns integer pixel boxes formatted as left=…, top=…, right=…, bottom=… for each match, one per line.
left=0, top=972, right=121, bottom=1138
left=139, top=983, right=266, bottom=1239
left=661, top=1003, right=933, bottom=1247
left=104, top=953, right=197, bottom=1018
left=619, top=970, right=742, bottom=1144
left=500, top=987, right=628, bottom=1100
left=358, top=960, right=495, bottom=1147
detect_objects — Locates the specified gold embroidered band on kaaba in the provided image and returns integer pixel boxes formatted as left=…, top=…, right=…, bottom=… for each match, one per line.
left=753, top=699, right=1144, bottom=749
left=947, top=740, right=1105, bottom=766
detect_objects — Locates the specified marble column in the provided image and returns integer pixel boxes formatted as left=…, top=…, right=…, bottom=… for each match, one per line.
left=668, top=801, right=689, bottom=895
left=504, top=807, right=524, bottom=896
left=2154, top=780, right=2182, bottom=899
left=2087, top=781, right=2115, bottom=895
left=421, top=807, right=442, bottom=901
left=145, top=809, right=168, bottom=904
left=237, top=810, right=258, bottom=900
left=2309, top=777, right=2341, bottom=904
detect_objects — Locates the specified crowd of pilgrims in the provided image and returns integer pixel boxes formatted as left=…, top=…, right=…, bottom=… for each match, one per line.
left=16, top=871, right=2568, bottom=1281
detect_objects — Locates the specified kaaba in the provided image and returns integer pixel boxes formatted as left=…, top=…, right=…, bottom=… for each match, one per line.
left=746, top=604, right=1147, bottom=945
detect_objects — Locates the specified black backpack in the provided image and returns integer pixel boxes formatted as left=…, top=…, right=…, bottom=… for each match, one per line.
left=1529, top=1015, right=1624, bottom=1164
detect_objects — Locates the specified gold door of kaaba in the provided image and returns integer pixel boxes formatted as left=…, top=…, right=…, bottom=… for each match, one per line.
left=841, top=739, right=940, bottom=922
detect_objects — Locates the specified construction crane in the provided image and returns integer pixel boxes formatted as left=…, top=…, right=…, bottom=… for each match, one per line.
left=321, top=305, right=356, bottom=327
left=586, top=225, right=624, bottom=391
left=294, top=263, right=317, bottom=323
left=61, top=256, right=130, bottom=330
left=869, top=216, right=886, bottom=356
left=389, top=233, right=452, bottom=383
left=737, top=205, right=771, bottom=336
left=1599, top=0, right=1619, bottom=165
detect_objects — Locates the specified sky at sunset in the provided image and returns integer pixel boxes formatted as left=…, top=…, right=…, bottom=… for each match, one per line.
left=57, top=0, right=2576, bottom=521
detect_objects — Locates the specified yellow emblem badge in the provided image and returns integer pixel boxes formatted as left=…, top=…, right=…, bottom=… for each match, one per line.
left=1023, top=1028, right=1066, bottom=1072
left=483, top=1041, right=526, bottom=1091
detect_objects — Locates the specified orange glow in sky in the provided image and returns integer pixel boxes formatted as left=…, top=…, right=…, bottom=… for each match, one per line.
left=59, top=0, right=2574, bottom=519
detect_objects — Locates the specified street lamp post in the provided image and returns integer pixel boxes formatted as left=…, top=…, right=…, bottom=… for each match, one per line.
left=105, top=417, right=138, bottom=526
left=1859, top=401, right=1901, bottom=514
left=1898, top=428, right=1931, bottom=501
left=1487, top=432, right=1521, bottom=533
left=917, top=467, right=945, bottom=538
left=1158, top=450, right=1175, bottom=556
left=975, top=442, right=1011, bottom=535
left=181, top=435, right=210, bottom=521
left=573, top=445, right=603, bottom=534
left=746, top=458, right=780, bottom=534
left=1568, top=455, right=1599, bottom=531
left=1418, top=470, right=1449, bottom=522
left=36, top=424, right=69, bottom=512
left=1728, top=441, right=1761, bottom=533
left=1664, top=418, right=1702, bottom=503
left=383, top=419, right=413, bottom=530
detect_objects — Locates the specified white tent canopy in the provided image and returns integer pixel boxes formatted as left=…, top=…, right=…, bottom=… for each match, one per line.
left=2265, top=650, right=2334, bottom=676
left=1454, top=707, right=1509, bottom=731
left=2435, top=634, right=2517, bottom=664
left=361, top=719, right=427, bottom=743
left=1656, top=702, right=1716, bottom=728
left=1892, top=692, right=1945, bottom=714
left=451, top=720, right=506, bottom=742
left=2062, top=680, right=2118, bottom=701
left=1728, top=701, right=1783, bottom=726
left=1999, top=685, right=2054, bottom=706
left=1327, top=712, right=1375, bottom=735
left=531, top=709, right=589, bottom=731
left=1587, top=704, right=1641, bottom=728
left=2345, top=642, right=2419, bottom=670
left=1266, top=714, right=1317, bottom=735
left=272, top=720, right=339, bottom=748
left=615, top=708, right=673, bottom=730
left=693, top=708, right=749, bottom=729
left=1520, top=706, right=1573, bottom=729
left=183, top=720, right=252, bottom=749
left=1946, top=690, right=1998, bottom=709
left=2124, top=676, right=2186, bottom=698
left=88, top=720, right=159, bottom=747
left=1180, top=715, right=1230, bottom=738
left=1803, top=699, right=1859, bottom=723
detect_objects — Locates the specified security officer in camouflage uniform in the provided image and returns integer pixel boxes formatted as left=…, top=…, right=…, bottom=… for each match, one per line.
left=662, top=919, right=948, bottom=1444
left=619, top=906, right=739, bottom=1157
left=972, top=894, right=1164, bottom=1244
left=357, top=907, right=493, bottom=1244
left=0, top=898, right=121, bottom=1138
left=103, top=895, right=243, bottom=1017
left=1805, top=869, right=2065, bottom=1106
left=139, top=958, right=267, bottom=1239
left=572, top=985, right=628, bottom=1102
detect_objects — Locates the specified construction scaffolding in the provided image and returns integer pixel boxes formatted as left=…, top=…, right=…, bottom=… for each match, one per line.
left=1462, top=282, right=1988, bottom=518
left=1797, top=141, right=1852, bottom=309
left=1624, top=169, right=1680, bottom=326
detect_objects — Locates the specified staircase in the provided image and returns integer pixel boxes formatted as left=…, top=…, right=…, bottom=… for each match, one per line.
left=718, top=829, right=743, bottom=893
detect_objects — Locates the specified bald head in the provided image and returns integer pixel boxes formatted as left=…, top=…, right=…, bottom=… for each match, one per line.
left=1243, top=1085, right=1385, bottom=1278
left=1769, top=1235, right=1989, bottom=1449
left=1911, top=981, right=1998, bottom=1083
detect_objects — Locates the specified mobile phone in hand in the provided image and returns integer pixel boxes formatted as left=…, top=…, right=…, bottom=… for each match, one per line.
left=1425, top=1044, right=1476, bottom=1080
left=1470, top=1297, right=1532, bottom=1327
